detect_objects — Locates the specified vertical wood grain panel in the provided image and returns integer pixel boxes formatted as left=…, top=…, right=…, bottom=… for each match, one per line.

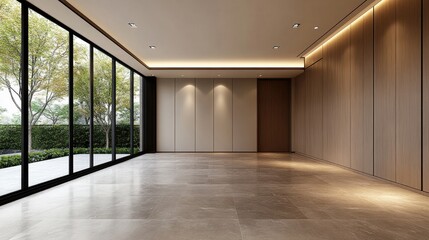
left=424, top=0, right=429, bottom=192
left=305, top=60, right=323, bottom=159
left=196, top=79, right=214, bottom=152
left=396, top=0, right=422, bottom=189
left=323, top=27, right=351, bottom=167
left=374, top=0, right=396, bottom=181
left=350, top=10, right=374, bottom=175
left=351, top=16, right=365, bottom=172
left=305, top=46, right=323, bottom=68
left=292, top=74, right=306, bottom=154
left=363, top=10, right=375, bottom=175
left=175, top=78, right=195, bottom=152
left=156, top=78, right=175, bottom=151
left=214, top=79, right=233, bottom=152
left=258, top=79, right=292, bottom=152
left=233, top=79, right=257, bottom=152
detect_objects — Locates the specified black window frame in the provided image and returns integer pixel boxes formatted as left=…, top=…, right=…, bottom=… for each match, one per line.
left=0, top=0, right=147, bottom=205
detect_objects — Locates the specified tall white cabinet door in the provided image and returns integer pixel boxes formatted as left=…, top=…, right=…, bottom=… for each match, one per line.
left=233, top=79, right=257, bottom=152
left=157, top=78, right=175, bottom=151
left=214, top=79, right=233, bottom=152
left=175, top=78, right=196, bottom=151
left=196, top=79, right=214, bottom=152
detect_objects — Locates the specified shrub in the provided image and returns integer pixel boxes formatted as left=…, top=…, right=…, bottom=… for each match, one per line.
left=0, top=124, right=140, bottom=150
left=0, top=147, right=137, bottom=169
left=0, top=125, right=21, bottom=151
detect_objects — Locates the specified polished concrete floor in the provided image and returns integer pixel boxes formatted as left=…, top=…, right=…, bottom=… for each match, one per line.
left=1, top=153, right=429, bottom=240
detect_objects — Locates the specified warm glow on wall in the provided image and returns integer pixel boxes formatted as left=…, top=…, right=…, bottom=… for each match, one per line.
left=304, top=3, right=379, bottom=58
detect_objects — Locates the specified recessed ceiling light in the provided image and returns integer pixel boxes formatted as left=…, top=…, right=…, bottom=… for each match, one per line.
left=149, top=46, right=156, bottom=49
left=273, top=46, right=280, bottom=50
left=128, top=22, right=137, bottom=28
left=258, top=74, right=263, bottom=77
left=181, top=75, right=185, bottom=77
left=292, top=23, right=301, bottom=29
left=314, top=26, right=319, bottom=30
left=217, top=74, right=221, bottom=77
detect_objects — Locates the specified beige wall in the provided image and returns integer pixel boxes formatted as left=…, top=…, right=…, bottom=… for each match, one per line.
left=156, top=79, right=175, bottom=151
left=195, top=79, right=214, bottom=151
left=157, top=78, right=257, bottom=152
left=294, top=0, right=427, bottom=191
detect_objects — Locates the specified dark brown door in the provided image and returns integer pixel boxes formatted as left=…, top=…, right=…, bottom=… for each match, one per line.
left=257, top=79, right=291, bottom=152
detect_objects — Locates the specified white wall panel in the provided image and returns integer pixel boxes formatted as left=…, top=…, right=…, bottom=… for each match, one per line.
left=175, top=78, right=196, bottom=151
left=214, top=79, right=233, bottom=152
left=156, top=78, right=175, bottom=151
left=233, top=79, right=257, bottom=151
left=196, top=79, right=214, bottom=151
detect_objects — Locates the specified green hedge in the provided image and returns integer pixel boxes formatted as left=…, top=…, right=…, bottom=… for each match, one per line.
left=0, top=125, right=21, bottom=152
left=0, top=147, right=137, bottom=169
left=0, top=124, right=140, bottom=151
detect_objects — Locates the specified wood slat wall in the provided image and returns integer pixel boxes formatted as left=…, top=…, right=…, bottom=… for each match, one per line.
left=305, top=46, right=323, bottom=69
left=374, top=0, right=397, bottom=182
left=323, top=27, right=351, bottom=167
left=395, top=0, right=422, bottom=189
left=423, top=0, right=429, bottom=192
left=305, top=60, right=323, bottom=159
left=350, top=10, right=374, bottom=175
left=292, top=74, right=306, bottom=154
left=294, top=0, right=427, bottom=191
left=362, top=10, right=375, bottom=176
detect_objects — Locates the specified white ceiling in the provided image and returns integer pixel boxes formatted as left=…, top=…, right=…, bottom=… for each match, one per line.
left=28, top=0, right=375, bottom=78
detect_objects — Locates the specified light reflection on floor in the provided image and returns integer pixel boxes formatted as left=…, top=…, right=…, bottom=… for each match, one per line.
left=0, top=153, right=428, bottom=240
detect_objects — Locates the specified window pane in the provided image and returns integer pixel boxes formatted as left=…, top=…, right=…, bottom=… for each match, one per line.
left=0, top=0, right=21, bottom=195
left=93, top=49, right=112, bottom=165
left=116, top=63, right=131, bottom=158
left=73, top=36, right=90, bottom=172
left=133, top=73, right=141, bottom=152
left=28, top=9, right=69, bottom=186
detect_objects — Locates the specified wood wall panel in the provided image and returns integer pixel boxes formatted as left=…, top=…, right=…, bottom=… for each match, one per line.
left=175, top=78, right=196, bottom=151
left=156, top=78, right=175, bottom=151
left=350, top=10, right=374, bottom=174
left=322, top=27, right=351, bottom=167
left=395, top=0, right=422, bottom=189
left=233, top=79, right=257, bottom=152
left=292, top=74, right=306, bottom=154
left=258, top=79, right=292, bottom=152
left=374, top=0, right=396, bottom=182
left=305, top=60, right=323, bottom=159
left=363, top=10, right=375, bottom=175
left=196, top=79, right=214, bottom=152
left=424, top=0, right=429, bottom=192
left=305, top=46, right=323, bottom=68
left=214, top=79, right=233, bottom=152
left=351, top=17, right=365, bottom=172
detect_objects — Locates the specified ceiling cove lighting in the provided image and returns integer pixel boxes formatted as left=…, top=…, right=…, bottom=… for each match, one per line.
left=292, top=23, right=301, bottom=29
left=128, top=22, right=137, bottom=28
left=304, top=6, right=376, bottom=58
